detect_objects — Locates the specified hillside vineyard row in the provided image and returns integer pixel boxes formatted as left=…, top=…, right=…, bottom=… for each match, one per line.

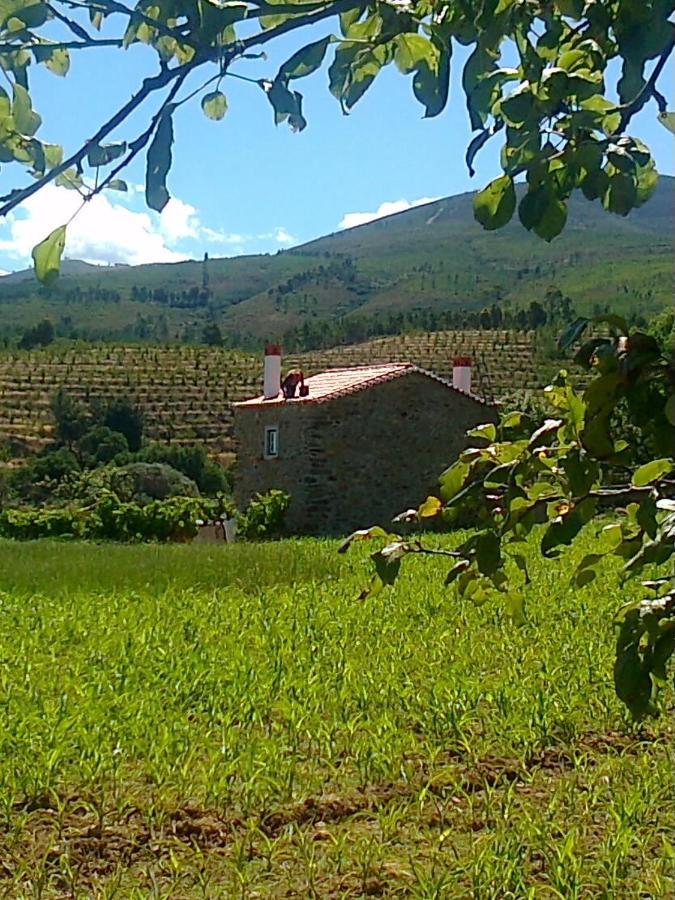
left=0, top=332, right=538, bottom=456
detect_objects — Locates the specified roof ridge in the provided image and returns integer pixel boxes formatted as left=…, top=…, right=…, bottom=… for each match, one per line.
left=305, top=361, right=411, bottom=373
left=234, top=361, right=493, bottom=407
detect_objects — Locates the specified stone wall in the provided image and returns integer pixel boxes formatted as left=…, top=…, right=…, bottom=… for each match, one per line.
left=233, top=402, right=312, bottom=532
left=234, top=373, right=498, bottom=535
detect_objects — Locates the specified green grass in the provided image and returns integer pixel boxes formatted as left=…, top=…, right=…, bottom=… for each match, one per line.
left=0, top=534, right=672, bottom=897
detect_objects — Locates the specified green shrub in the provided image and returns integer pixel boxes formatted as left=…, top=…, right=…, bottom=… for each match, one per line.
left=78, top=425, right=129, bottom=466
left=9, top=448, right=80, bottom=502
left=95, top=397, right=144, bottom=452
left=107, top=462, right=199, bottom=504
left=0, top=490, right=289, bottom=543
left=126, top=443, right=231, bottom=495
left=0, top=494, right=209, bottom=542
left=238, top=490, right=290, bottom=540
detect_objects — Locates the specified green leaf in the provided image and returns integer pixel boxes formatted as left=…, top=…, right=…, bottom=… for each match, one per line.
left=201, top=90, right=228, bottom=121
left=43, top=142, right=63, bottom=169
left=614, top=633, right=654, bottom=719
left=473, top=175, right=516, bottom=231
left=369, top=546, right=402, bottom=591
left=599, top=524, right=623, bottom=552
left=106, top=179, right=128, bottom=192
left=87, top=141, right=127, bottom=167
left=34, top=46, right=70, bottom=76
left=418, top=495, right=442, bottom=519
left=445, top=558, right=470, bottom=586
left=558, top=317, right=590, bottom=351
left=541, top=502, right=596, bottom=557
left=145, top=107, right=174, bottom=212
left=592, top=313, right=629, bottom=335
left=518, top=185, right=567, bottom=241
left=652, top=629, right=675, bottom=683
left=499, top=84, right=535, bottom=127
left=413, top=42, right=450, bottom=119
left=554, top=0, right=584, bottom=17
left=505, top=590, right=526, bottom=626
left=394, top=34, right=431, bottom=74
left=665, top=395, right=675, bottom=427
left=278, top=35, right=331, bottom=81
left=338, top=525, right=389, bottom=554
left=574, top=337, right=610, bottom=368
left=635, top=160, right=659, bottom=206
left=475, top=531, right=501, bottom=576
left=636, top=493, right=659, bottom=540
left=602, top=171, right=637, bottom=216
left=54, top=167, right=83, bottom=190
left=632, top=459, right=673, bottom=488
left=658, top=111, right=675, bottom=134
left=31, top=224, right=67, bottom=287
left=438, top=460, right=470, bottom=502
left=12, top=83, right=41, bottom=136
left=467, top=422, right=496, bottom=442
left=265, top=79, right=307, bottom=131
left=466, top=126, right=498, bottom=177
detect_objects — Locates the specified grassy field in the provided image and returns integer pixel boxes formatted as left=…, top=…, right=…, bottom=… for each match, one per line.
left=0, top=535, right=673, bottom=897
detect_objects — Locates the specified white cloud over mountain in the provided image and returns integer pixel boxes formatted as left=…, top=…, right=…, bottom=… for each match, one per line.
left=339, top=196, right=439, bottom=230
left=0, top=185, right=298, bottom=268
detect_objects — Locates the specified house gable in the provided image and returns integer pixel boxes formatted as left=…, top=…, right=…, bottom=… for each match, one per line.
left=234, top=366, right=497, bottom=534
left=233, top=362, right=491, bottom=410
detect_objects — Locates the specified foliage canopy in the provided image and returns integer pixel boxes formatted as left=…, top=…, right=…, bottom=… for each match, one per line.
left=342, top=315, right=675, bottom=719
left=0, top=0, right=672, bottom=280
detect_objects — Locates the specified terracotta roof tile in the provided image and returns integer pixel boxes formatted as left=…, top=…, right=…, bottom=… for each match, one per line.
left=234, top=362, right=492, bottom=408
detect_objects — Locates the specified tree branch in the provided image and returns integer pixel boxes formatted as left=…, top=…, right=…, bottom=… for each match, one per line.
left=92, top=69, right=189, bottom=198
left=618, top=33, right=675, bottom=131
left=0, top=38, right=123, bottom=51
left=63, top=0, right=195, bottom=46
left=0, top=61, right=194, bottom=217
left=46, top=2, right=95, bottom=42
left=0, top=0, right=353, bottom=218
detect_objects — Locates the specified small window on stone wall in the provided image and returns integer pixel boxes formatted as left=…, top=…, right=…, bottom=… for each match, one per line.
left=264, top=425, right=279, bottom=459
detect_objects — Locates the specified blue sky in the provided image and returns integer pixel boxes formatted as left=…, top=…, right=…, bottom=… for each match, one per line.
left=0, top=17, right=672, bottom=272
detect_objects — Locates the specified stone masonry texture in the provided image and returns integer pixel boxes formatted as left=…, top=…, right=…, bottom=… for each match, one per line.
left=234, top=371, right=498, bottom=535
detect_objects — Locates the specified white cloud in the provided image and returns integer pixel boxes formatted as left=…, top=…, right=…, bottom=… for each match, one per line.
left=0, top=183, right=300, bottom=268
left=201, top=226, right=248, bottom=246
left=159, top=198, right=200, bottom=243
left=339, top=196, right=439, bottom=230
left=273, top=227, right=296, bottom=245
left=0, top=184, right=187, bottom=266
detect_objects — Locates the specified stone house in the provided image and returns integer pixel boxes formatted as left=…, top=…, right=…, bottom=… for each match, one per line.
left=233, top=352, right=498, bottom=535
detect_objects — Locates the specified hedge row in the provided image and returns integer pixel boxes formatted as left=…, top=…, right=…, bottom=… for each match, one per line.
left=0, top=489, right=289, bottom=542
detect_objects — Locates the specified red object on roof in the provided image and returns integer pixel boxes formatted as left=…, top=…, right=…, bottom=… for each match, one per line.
left=453, top=356, right=472, bottom=366
left=234, top=362, right=490, bottom=407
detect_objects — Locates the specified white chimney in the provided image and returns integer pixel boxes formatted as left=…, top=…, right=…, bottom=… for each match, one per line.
left=453, top=355, right=472, bottom=394
left=263, top=343, right=282, bottom=400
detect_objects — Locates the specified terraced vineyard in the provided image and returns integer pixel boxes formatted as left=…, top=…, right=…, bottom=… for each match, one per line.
left=0, top=331, right=538, bottom=457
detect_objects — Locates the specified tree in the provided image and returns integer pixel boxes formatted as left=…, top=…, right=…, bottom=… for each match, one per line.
left=527, top=300, right=548, bottom=329
left=51, top=388, right=90, bottom=447
left=0, top=1, right=672, bottom=282
left=98, top=398, right=145, bottom=452
left=342, top=316, right=675, bottom=719
left=201, top=321, right=223, bottom=346
left=78, top=425, right=129, bottom=466
left=18, top=319, right=54, bottom=350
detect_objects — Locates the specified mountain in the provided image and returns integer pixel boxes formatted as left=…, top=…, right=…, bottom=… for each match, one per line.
left=0, top=258, right=111, bottom=285
left=0, top=176, right=672, bottom=344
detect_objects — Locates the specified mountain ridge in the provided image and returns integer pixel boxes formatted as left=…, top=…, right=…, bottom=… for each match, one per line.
left=0, top=176, right=671, bottom=344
